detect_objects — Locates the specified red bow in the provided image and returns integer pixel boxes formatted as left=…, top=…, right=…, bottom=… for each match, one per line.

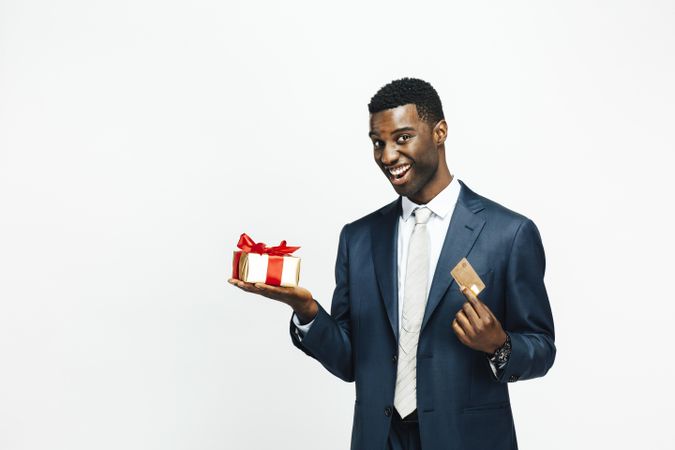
left=236, top=233, right=300, bottom=256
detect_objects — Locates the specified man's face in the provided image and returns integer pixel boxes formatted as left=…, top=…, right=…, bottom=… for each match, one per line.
left=369, top=103, right=440, bottom=199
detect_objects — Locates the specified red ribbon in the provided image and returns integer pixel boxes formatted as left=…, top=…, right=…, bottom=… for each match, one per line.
left=236, top=232, right=300, bottom=256
left=233, top=233, right=300, bottom=286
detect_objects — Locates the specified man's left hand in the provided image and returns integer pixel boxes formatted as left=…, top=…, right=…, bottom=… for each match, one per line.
left=452, top=285, right=508, bottom=354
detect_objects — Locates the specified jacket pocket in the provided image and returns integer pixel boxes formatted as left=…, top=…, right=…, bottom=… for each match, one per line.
left=460, top=402, right=515, bottom=450
left=461, top=400, right=509, bottom=414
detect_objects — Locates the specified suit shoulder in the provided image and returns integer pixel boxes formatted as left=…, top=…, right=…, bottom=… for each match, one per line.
left=469, top=190, right=544, bottom=250
left=470, top=188, right=535, bottom=230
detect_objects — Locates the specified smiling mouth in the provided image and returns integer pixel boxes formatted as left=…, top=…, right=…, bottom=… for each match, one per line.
left=386, top=163, right=413, bottom=185
left=388, top=163, right=412, bottom=179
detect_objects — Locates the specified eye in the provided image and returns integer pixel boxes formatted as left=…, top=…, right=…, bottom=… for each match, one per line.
left=397, top=134, right=413, bottom=143
left=373, top=140, right=384, bottom=149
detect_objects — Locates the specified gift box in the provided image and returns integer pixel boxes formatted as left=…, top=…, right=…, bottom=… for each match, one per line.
left=232, top=232, right=301, bottom=287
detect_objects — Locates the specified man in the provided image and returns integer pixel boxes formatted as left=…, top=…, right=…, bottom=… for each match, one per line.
left=228, top=77, right=556, bottom=450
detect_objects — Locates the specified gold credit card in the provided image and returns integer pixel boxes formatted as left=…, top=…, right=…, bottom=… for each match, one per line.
left=450, top=257, right=485, bottom=295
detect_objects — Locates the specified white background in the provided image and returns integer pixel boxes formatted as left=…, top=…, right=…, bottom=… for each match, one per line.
left=1, top=1, right=674, bottom=449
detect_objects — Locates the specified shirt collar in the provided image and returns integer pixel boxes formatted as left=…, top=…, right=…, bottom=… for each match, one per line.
left=401, top=175, right=460, bottom=222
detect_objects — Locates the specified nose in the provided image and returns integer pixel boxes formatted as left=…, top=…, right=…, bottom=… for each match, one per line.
left=380, top=143, right=399, bottom=166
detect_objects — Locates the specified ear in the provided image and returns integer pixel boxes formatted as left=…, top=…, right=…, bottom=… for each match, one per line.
left=433, top=119, right=448, bottom=146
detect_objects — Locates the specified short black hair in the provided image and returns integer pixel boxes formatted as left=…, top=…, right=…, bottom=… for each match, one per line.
left=368, top=77, right=445, bottom=127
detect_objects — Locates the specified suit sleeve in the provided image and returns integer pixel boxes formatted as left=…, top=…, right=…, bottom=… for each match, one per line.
left=288, top=223, right=354, bottom=382
left=494, top=218, right=556, bottom=383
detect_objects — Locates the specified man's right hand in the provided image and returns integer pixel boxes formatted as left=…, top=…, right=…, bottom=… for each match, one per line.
left=227, top=278, right=318, bottom=324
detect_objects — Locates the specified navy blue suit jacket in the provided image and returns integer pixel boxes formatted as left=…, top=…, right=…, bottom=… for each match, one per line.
left=289, top=179, right=556, bottom=450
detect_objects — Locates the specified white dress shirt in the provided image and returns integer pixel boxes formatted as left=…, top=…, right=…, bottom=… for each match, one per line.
left=292, top=175, right=505, bottom=377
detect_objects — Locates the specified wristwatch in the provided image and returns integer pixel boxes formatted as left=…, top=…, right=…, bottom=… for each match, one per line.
left=488, top=333, right=512, bottom=367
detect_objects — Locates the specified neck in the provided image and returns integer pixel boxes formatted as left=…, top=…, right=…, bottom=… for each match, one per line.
left=408, top=160, right=453, bottom=205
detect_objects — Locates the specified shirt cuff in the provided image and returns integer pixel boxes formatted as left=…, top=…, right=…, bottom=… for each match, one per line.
left=488, top=357, right=508, bottom=378
left=292, top=312, right=315, bottom=341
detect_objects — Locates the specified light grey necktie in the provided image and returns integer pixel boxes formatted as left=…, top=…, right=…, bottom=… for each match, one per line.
left=394, top=206, right=432, bottom=419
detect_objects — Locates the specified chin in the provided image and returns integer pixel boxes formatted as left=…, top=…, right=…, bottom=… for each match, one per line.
left=395, top=183, right=416, bottom=198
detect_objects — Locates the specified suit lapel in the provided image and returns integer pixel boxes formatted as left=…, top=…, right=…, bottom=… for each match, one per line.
left=420, top=180, right=486, bottom=335
left=371, top=196, right=402, bottom=342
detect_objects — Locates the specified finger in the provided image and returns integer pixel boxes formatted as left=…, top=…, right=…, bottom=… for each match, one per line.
left=254, top=282, right=296, bottom=298
left=234, top=280, right=261, bottom=293
left=254, top=282, right=286, bottom=293
left=473, top=294, right=495, bottom=320
left=455, top=310, right=475, bottom=337
left=451, top=318, right=464, bottom=336
left=460, top=285, right=487, bottom=317
left=461, top=301, right=481, bottom=327
left=229, top=278, right=252, bottom=289
left=452, top=319, right=468, bottom=343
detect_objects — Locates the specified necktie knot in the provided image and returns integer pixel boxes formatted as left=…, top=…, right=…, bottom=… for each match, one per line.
left=413, top=206, right=432, bottom=225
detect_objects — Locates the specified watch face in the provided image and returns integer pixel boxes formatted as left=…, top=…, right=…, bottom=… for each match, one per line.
left=496, top=349, right=508, bottom=364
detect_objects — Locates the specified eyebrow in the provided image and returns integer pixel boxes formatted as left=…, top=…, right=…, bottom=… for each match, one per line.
left=369, top=126, right=417, bottom=138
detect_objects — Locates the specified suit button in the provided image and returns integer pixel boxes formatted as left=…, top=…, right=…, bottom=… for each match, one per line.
left=384, top=406, right=392, bottom=417
left=508, top=374, right=519, bottom=382
left=392, top=354, right=397, bottom=362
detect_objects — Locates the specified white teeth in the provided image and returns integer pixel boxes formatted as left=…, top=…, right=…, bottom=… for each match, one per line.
left=388, top=164, right=410, bottom=176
